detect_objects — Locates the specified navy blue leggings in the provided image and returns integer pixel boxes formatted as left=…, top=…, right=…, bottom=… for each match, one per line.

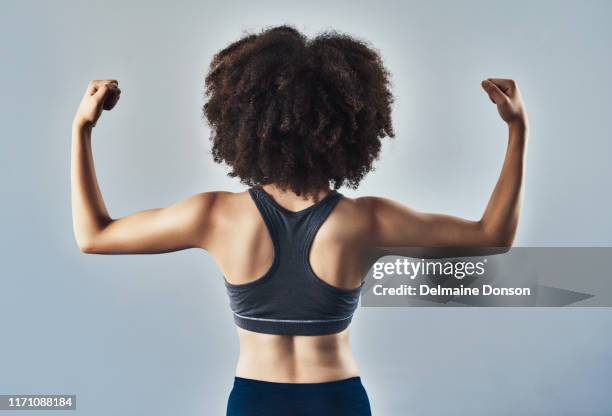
left=226, top=376, right=372, bottom=416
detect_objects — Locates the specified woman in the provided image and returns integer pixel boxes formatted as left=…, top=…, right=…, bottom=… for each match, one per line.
left=71, top=25, right=527, bottom=416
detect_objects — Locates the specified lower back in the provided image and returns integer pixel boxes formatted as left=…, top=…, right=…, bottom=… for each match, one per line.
left=235, top=327, right=360, bottom=383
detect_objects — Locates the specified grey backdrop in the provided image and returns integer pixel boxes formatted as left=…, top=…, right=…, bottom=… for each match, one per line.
left=2, top=0, right=612, bottom=415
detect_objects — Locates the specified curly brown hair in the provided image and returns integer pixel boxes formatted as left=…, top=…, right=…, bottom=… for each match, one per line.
left=203, top=25, right=395, bottom=196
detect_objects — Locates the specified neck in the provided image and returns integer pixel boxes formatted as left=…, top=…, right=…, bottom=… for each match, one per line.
left=260, top=184, right=332, bottom=207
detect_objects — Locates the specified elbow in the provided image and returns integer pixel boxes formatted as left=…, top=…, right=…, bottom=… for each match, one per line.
left=74, top=230, right=103, bottom=254
left=79, top=245, right=96, bottom=255
left=494, top=241, right=513, bottom=254
left=490, top=233, right=515, bottom=251
left=73, top=219, right=112, bottom=254
left=478, top=221, right=515, bottom=253
left=76, top=237, right=97, bottom=254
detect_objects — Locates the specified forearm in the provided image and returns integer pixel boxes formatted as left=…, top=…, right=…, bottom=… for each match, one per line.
left=480, top=123, right=528, bottom=246
left=71, top=123, right=112, bottom=249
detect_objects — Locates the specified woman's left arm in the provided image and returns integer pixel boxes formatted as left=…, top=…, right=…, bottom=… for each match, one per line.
left=71, top=79, right=219, bottom=254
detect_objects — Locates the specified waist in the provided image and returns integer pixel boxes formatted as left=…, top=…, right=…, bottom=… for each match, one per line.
left=235, top=327, right=360, bottom=383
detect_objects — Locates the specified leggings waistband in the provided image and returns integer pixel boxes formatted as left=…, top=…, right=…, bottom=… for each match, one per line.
left=233, top=376, right=363, bottom=388
left=227, top=375, right=371, bottom=416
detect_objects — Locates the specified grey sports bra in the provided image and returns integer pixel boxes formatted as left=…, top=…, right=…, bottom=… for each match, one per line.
left=224, top=186, right=362, bottom=336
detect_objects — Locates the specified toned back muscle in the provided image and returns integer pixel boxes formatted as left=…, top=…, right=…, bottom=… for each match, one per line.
left=207, top=191, right=372, bottom=290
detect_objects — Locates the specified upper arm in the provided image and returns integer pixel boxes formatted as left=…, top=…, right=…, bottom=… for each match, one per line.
left=80, top=192, right=221, bottom=254
left=359, top=197, right=503, bottom=258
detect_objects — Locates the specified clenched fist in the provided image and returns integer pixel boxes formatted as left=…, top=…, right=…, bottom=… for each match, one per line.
left=481, top=78, right=528, bottom=129
left=73, top=80, right=121, bottom=129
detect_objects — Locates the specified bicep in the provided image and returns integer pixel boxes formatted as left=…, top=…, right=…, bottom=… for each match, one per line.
left=85, top=192, right=217, bottom=254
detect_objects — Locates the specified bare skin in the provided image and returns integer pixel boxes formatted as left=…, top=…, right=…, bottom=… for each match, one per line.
left=71, top=78, right=528, bottom=382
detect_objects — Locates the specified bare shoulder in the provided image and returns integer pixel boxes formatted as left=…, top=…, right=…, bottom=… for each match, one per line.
left=189, top=190, right=254, bottom=221
left=332, top=194, right=416, bottom=240
left=184, top=190, right=257, bottom=250
left=347, top=195, right=417, bottom=221
left=329, top=194, right=382, bottom=239
left=336, top=194, right=397, bottom=220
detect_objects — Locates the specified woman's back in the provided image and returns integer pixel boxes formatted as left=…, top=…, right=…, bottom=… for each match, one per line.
left=206, top=186, right=374, bottom=382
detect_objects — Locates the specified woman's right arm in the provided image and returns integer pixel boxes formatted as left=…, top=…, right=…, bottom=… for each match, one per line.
left=362, top=78, right=529, bottom=258
left=71, top=80, right=219, bottom=254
